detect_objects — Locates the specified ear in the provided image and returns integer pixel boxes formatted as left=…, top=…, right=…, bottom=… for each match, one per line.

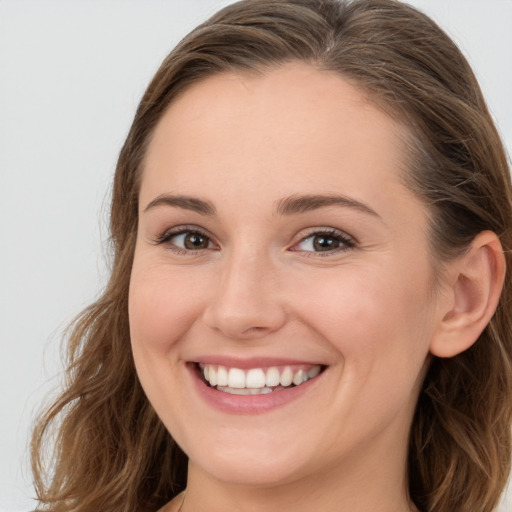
left=430, top=231, right=506, bottom=358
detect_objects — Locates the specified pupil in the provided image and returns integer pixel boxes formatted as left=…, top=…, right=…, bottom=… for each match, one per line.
left=185, top=233, right=208, bottom=249
left=313, top=235, right=340, bottom=251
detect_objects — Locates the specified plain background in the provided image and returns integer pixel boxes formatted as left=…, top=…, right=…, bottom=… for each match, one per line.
left=1, top=1, right=511, bottom=511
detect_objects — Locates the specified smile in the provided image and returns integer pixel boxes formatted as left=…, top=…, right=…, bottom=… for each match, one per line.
left=198, top=363, right=323, bottom=395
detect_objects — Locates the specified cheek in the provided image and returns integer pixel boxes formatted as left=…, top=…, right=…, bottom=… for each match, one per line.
left=127, top=259, right=208, bottom=435
left=292, top=262, right=434, bottom=371
left=128, top=260, right=208, bottom=356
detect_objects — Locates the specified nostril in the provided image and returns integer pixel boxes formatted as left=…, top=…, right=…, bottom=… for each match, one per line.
left=201, top=279, right=287, bottom=339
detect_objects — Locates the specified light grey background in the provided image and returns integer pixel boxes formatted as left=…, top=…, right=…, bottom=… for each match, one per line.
left=1, top=1, right=511, bottom=511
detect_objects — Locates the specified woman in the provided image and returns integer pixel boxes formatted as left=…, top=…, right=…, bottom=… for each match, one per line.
left=31, top=0, right=512, bottom=511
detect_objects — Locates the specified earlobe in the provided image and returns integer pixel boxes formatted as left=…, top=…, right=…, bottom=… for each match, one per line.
left=430, top=231, right=506, bottom=358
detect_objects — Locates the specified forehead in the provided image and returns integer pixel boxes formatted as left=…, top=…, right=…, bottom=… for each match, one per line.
left=148, top=63, right=407, bottom=155
left=141, top=63, right=416, bottom=220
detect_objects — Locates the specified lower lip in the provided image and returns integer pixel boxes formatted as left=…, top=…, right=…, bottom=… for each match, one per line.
left=187, top=364, right=323, bottom=415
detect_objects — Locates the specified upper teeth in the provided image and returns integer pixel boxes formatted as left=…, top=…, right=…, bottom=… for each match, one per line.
left=201, top=364, right=321, bottom=389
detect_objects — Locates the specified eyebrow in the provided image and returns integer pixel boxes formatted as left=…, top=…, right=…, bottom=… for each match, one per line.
left=143, top=192, right=380, bottom=219
left=275, top=194, right=381, bottom=218
left=143, top=194, right=216, bottom=215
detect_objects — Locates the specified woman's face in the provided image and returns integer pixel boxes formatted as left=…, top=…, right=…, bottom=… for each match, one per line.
left=129, top=63, right=444, bottom=487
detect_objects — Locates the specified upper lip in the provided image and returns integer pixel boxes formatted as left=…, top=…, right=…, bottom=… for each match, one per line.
left=190, top=356, right=325, bottom=369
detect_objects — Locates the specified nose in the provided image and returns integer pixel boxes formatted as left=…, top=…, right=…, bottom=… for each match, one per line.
left=201, top=248, right=287, bottom=340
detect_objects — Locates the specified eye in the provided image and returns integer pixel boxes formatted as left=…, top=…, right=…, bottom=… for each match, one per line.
left=292, top=229, right=355, bottom=254
left=173, top=231, right=212, bottom=250
left=155, top=227, right=216, bottom=253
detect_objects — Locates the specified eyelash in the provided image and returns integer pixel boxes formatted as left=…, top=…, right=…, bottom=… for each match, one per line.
left=291, top=228, right=356, bottom=256
left=154, top=225, right=215, bottom=255
left=154, top=226, right=356, bottom=256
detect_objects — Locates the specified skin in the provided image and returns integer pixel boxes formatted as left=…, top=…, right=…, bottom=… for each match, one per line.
left=129, top=63, right=492, bottom=512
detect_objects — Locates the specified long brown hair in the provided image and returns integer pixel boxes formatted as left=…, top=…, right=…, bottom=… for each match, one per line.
left=32, top=1, right=512, bottom=511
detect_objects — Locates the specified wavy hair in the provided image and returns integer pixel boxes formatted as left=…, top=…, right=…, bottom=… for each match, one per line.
left=32, top=1, right=512, bottom=511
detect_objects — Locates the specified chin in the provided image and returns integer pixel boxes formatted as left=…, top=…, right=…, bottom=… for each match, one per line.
left=196, top=458, right=308, bottom=488
left=186, top=435, right=317, bottom=488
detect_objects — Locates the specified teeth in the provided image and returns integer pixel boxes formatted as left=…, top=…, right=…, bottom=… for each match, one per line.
left=209, top=367, right=217, bottom=386
left=228, top=368, right=245, bottom=388
left=217, top=366, right=228, bottom=386
left=217, top=386, right=282, bottom=395
left=246, top=368, right=266, bottom=388
left=219, top=387, right=252, bottom=395
left=308, top=366, right=321, bottom=379
left=280, top=367, right=293, bottom=387
left=266, top=367, right=280, bottom=387
left=200, top=364, right=323, bottom=391
left=292, top=369, right=304, bottom=386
